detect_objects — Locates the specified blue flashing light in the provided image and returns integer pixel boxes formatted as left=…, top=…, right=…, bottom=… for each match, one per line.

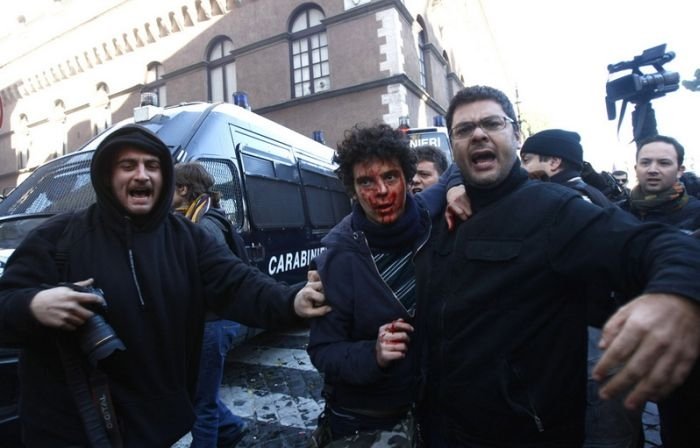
left=312, top=130, right=326, bottom=144
left=232, top=91, right=250, bottom=110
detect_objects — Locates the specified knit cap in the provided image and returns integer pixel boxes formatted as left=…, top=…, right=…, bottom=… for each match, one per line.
left=521, top=129, right=583, bottom=170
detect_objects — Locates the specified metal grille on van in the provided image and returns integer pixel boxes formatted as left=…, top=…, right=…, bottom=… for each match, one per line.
left=197, top=158, right=245, bottom=232
left=0, top=152, right=96, bottom=216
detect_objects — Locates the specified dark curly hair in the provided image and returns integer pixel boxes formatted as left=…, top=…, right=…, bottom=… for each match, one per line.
left=334, top=123, right=416, bottom=196
left=446, top=85, right=520, bottom=135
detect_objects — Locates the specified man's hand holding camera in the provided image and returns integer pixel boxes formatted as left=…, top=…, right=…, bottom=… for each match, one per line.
left=30, top=278, right=105, bottom=331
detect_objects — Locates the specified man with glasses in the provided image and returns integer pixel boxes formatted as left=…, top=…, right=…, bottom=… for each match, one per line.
left=414, top=85, right=700, bottom=447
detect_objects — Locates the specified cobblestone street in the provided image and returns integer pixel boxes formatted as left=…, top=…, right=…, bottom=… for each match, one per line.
left=174, top=326, right=663, bottom=447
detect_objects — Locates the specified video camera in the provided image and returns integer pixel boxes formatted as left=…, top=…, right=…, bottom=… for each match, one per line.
left=605, top=44, right=679, bottom=121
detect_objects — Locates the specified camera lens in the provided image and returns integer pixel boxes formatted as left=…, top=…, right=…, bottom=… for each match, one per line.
left=79, top=314, right=126, bottom=366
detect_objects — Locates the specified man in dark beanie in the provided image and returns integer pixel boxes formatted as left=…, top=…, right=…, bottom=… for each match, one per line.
left=0, top=124, right=329, bottom=447
left=520, top=129, right=643, bottom=448
left=520, top=129, right=609, bottom=206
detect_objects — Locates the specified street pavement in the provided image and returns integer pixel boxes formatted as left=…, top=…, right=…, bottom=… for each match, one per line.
left=174, top=326, right=664, bottom=447
left=173, top=325, right=322, bottom=447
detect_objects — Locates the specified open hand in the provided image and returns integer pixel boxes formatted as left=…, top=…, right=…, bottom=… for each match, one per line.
left=593, top=293, right=700, bottom=409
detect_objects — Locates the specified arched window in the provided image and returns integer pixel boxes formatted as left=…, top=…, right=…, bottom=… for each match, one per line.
left=92, top=83, right=111, bottom=136
left=207, top=37, right=236, bottom=103
left=416, top=17, right=428, bottom=90
left=52, top=100, right=67, bottom=158
left=17, top=114, right=30, bottom=170
left=289, top=6, right=329, bottom=98
left=145, top=62, right=167, bottom=106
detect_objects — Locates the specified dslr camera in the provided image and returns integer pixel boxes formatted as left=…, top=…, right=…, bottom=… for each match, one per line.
left=605, top=44, right=680, bottom=121
left=62, top=283, right=126, bottom=365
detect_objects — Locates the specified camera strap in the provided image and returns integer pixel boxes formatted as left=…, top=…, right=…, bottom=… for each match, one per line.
left=57, top=339, right=123, bottom=448
left=88, top=369, right=123, bottom=448
left=53, top=212, right=124, bottom=448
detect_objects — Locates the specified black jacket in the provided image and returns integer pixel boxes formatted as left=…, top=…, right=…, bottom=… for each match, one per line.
left=414, top=165, right=700, bottom=447
left=0, top=125, right=300, bottom=447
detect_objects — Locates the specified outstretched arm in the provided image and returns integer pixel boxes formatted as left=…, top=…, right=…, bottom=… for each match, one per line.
left=593, top=293, right=700, bottom=410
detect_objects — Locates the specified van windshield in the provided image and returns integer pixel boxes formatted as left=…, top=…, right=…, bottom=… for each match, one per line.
left=0, top=105, right=209, bottom=218
left=0, top=151, right=96, bottom=216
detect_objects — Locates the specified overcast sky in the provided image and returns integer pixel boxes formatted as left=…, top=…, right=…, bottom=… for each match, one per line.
left=3, top=1, right=699, bottom=175
left=475, top=0, right=699, bottom=174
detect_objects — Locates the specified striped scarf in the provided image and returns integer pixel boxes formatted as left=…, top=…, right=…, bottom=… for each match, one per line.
left=351, top=194, right=424, bottom=315
left=372, top=251, right=416, bottom=316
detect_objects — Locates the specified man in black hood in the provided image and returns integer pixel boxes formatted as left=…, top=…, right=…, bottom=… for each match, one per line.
left=0, top=124, right=329, bottom=447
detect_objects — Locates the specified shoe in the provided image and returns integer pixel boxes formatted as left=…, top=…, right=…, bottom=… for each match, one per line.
left=217, top=422, right=249, bottom=447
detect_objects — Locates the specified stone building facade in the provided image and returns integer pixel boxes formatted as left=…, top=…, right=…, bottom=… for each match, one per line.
left=0, top=0, right=467, bottom=189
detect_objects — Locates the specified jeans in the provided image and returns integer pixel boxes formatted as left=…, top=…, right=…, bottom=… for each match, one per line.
left=190, top=320, right=247, bottom=448
left=584, top=327, right=643, bottom=448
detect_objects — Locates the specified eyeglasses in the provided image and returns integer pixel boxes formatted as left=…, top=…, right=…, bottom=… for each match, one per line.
left=450, top=115, right=514, bottom=140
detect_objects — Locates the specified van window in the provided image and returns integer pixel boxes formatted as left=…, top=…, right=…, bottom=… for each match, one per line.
left=195, top=158, right=245, bottom=231
left=241, top=150, right=304, bottom=230
left=0, top=151, right=95, bottom=216
left=299, top=162, right=351, bottom=227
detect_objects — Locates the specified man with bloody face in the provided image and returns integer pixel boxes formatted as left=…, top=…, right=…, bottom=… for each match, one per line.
left=307, top=123, right=451, bottom=445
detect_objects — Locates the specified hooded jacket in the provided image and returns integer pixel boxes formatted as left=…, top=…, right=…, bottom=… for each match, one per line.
left=0, top=125, right=300, bottom=447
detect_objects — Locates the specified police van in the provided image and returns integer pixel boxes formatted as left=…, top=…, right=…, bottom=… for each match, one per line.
left=0, top=95, right=352, bottom=442
left=404, top=116, right=453, bottom=163
left=0, top=95, right=351, bottom=282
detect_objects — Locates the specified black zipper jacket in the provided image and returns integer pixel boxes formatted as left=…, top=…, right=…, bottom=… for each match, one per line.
left=414, top=164, right=700, bottom=447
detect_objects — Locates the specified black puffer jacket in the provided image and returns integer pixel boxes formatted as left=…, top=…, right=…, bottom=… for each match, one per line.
left=0, top=125, right=300, bottom=447
left=415, top=165, right=700, bottom=447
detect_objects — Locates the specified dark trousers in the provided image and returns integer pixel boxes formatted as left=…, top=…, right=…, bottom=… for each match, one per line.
left=190, top=320, right=246, bottom=448
left=584, top=327, right=643, bottom=448
left=658, top=361, right=700, bottom=448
